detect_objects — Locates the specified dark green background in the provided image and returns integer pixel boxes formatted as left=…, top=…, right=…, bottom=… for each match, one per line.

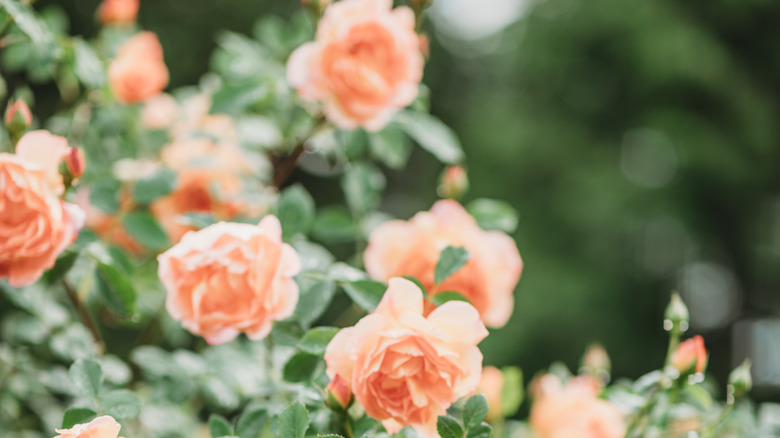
left=37, top=0, right=780, bottom=400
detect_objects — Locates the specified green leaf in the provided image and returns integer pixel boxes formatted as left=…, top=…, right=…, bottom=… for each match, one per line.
left=100, top=389, right=141, bottom=420
left=69, top=358, right=103, bottom=398
left=0, top=0, right=52, bottom=46
left=434, top=246, right=471, bottom=285
left=62, top=408, right=97, bottom=429
left=294, top=279, right=336, bottom=327
left=211, top=82, right=269, bottom=115
left=466, top=423, right=492, bottom=438
left=44, top=250, right=79, bottom=284
left=236, top=406, right=267, bottom=438
left=368, top=127, right=411, bottom=170
left=277, top=184, right=316, bottom=239
left=89, top=181, right=120, bottom=214
left=283, top=352, right=322, bottom=383
left=312, top=207, right=357, bottom=243
left=394, top=111, right=464, bottom=164
left=210, top=414, right=234, bottom=438
left=122, top=211, right=171, bottom=251
left=73, top=38, right=105, bottom=89
left=437, top=415, right=464, bottom=438
left=463, top=395, right=489, bottom=430
left=341, top=163, right=386, bottom=216
left=132, top=168, right=177, bottom=205
left=94, top=261, right=137, bottom=318
left=431, top=291, right=471, bottom=307
left=278, top=402, right=310, bottom=438
left=466, top=199, right=519, bottom=234
left=298, top=327, right=339, bottom=355
left=500, top=366, right=523, bottom=417
left=342, top=280, right=386, bottom=311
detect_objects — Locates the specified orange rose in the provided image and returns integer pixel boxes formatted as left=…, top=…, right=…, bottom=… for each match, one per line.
left=54, top=415, right=123, bottom=438
left=287, top=0, right=424, bottom=131
left=0, top=154, right=84, bottom=287
left=109, top=32, right=169, bottom=103
left=15, top=130, right=71, bottom=195
left=477, top=366, right=504, bottom=422
left=671, top=335, right=708, bottom=374
left=364, top=200, right=523, bottom=328
left=530, top=375, right=625, bottom=438
left=325, top=278, right=488, bottom=438
left=98, top=0, right=139, bottom=25
left=157, top=216, right=300, bottom=344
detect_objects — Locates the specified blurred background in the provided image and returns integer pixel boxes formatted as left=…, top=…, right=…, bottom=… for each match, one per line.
left=37, top=0, right=780, bottom=402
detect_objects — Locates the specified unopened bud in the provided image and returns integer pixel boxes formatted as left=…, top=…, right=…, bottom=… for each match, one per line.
left=5, top=99, right=32, bottom=141
left=300, top=0, right=331, bottom=12
left=727, top=360, right=752, bottom=403
left=326, top=374, right=353, bottom=411
left=580, top=344, right=611, bottom=383
left=670, top=335, right=707, bottom=376
left=438, top=165, right=469, bottom=200
left=98, top=0, right=139, bottom=25
left=664, top=292, right=689, bottom=332
left=66, top=147, right=86, bottom=179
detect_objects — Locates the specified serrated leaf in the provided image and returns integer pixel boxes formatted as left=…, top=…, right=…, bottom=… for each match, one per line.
left=236, top=406, right=266, bottom=438
left=283, top=352, right=322, bottom=383
left=62, top=408, right=97, bottom=429
left=277, top=184, right=316, bottom=239
left=298, top=327, right=339, bottom=355
left=122, top=211, right=170, bottom=251
left=94, top=261, right=137, bottom=318
left=434, top=246, right=471, bottom=285
left=342, top=280, right=386, bottom=311
left=437, top=415, right=464, bottom=438
left=431, top=291, right=471, bottom=307
left=132, top=168, right=177, bottom=205
left=463, top=395, right=489, bottom=430
left=466, top=423, right=492, bottom=438
left=209, top=414, right=234, bottom=438
left=44, top=250, right=79, bottom=284
left=500, top=366, right=523, bottom=417
left=394, top=111, right=464, bottom=164
left=279, top=402, right=310, bottom=438
left=100, top=389, right=141, bottom=420
left=73, top=38, right=105, bottom=89
left=69, top=358, right=102, bottom=398
left=466, top=199, right=519, bottom=233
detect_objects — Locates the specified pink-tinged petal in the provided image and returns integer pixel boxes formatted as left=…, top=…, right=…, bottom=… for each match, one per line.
left=15, top=130, right=69, bottom=194
left=257, top=215, right=283, bottom=242
left=427, top=300, right=488, bottom=346
left=203, top=327, right=240, bottom=345
left=429, top=199, right=476, bottom=227
left=375, top=277, right=424, bottom=322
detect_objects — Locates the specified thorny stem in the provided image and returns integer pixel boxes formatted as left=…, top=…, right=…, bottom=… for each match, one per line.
left=271, top=115, right=327, bottom=188
left=62, top=279, right=105, bottom=354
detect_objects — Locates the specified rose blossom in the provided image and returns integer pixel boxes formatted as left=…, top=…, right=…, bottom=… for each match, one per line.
left=15, top=130, right=71, bottom=195
left=54, top=415, right=123, bottom=438
left=671, top=335, right=708, bottom=374
left=157, top=216, right=300, bottom=344
left=530, top=375, right=625, bottom=438
left=0, top=153, right=84, bottom=287
left=98, top=0, right=139, bottom=25
left=325, top=278, right=488, bottom=438
left=287, top=0, right=424, bottom=131
left=109, top=32, right=169, bottom=103
left=364, top=200, right=523, bottom=328
left=477, top=366, right=504, bottom=422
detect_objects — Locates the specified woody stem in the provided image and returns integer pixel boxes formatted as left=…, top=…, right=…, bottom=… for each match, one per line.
left=62, top=279, right=105, bottom=353
left=271, top=115, right=327, bottom=188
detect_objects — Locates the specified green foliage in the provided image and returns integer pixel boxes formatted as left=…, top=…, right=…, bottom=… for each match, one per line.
left=278, top=184, right=316, bottom=239
left=278, top=402, right=310, bottom=438
left=69, top=358, right=102, bottom=399
left=132, top=168, right=178, bottom=204
left=341, top=280, right=387, bottom=312
left=434, top=246, right=471, bottom=285
left=437, top=415, right=464, bottom=438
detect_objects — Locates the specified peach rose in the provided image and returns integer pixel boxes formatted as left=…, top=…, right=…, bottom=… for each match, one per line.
left=287, top=0, right=424, bottom=131
left=54, top=415, right=123, bottom=438
left=477, top=366, right=504, bottom=422
left=671, top=335, right=708, bottom=374
left=15, top=130, right=71, bottom=195
left=364, top=200, right=522, bottom=328
left=325, top=278, right=488, bottom=438
left=0, top=153, right=84, bottom=287
left=98, top=0, right=139, bottom=25
left=141, top=93, right=180, bottom=129
left=157, top=216, right=300, bottom=344
left=109, top=32, right=169, bottom=103
left=530, top=375, right=625, bottom=438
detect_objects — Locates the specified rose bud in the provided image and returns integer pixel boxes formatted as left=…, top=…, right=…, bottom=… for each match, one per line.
left=580, top=343, right=611, bottom=383
left=66, top=147, right=86, bottom=179
left=5, top=99, right=32, bottom=142
left=727, top=360, right=752, bottom=402
left=664, top=292, right=690, bottom=333
left=438, top=165, right=469, bottom=200
left=326, top=374, right=353, bottom=410
left=671, top=335, right=708, bottom=375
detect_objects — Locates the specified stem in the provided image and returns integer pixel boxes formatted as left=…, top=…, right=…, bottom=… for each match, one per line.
left=62, top=279, right=105, bottom=353
left=339, top=411, right=355, bottom=438
left=271, top=115, right=327, bottom=188
left=624, top=384, right=661, bottom=438
left=665, top=328, right=681, bottom=366
left=703, top=403, right=734, bottom=437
